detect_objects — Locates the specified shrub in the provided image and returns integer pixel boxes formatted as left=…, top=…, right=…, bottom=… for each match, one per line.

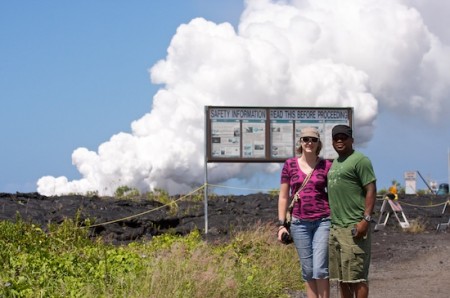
left=114, top=185, right=140, bottom=199
left=147, top=188, right=178, bottom=215
left=405, top=218, right=426, bottom=234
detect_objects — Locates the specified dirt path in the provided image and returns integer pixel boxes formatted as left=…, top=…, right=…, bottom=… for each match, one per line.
left=291, top=230, right=450, bottom=298
left=368, top=230, right=450, bottom=298
left=326, top=230, right=450, bottom=298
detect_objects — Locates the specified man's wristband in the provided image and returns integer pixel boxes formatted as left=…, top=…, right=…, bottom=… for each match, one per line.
left=278, top=220, right=286, bottom=226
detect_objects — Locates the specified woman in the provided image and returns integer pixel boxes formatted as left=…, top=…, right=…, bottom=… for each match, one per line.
left=277, top=126, right=332, bottom=298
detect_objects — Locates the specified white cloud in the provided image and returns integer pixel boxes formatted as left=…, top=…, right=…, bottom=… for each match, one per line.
left=37, top=0, right=450, bottom=196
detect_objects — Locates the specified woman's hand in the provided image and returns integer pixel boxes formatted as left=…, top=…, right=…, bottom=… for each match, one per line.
left=277, top=225, right=293, bottom=244
left=277, top=225, right=287, bottom=242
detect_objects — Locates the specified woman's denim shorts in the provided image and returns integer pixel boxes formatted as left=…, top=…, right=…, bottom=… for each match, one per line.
left=290, top=216, right=331, bottom=281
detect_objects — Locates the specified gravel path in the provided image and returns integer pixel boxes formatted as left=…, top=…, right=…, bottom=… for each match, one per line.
left=291, top=230, right=450, bottom=298
left=368, top=230, right=450, bottom=298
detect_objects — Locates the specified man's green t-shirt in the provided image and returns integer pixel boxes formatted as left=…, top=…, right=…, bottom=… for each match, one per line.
left=328, top=151, right=376, bottom=227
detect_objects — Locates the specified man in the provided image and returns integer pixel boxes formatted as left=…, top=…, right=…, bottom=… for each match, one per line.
left=327, top=125, right=377, bottom=298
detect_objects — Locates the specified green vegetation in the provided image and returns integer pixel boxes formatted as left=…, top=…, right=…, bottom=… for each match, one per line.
left=114, top=185, right=140, bottom=199
left=268, top=189, right=279, bottom=199
left=146, top=188, right=179, bottom=215
left=0, top=218, right=302, bottom=297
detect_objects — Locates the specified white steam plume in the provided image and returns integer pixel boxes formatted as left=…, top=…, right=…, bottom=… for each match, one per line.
left=37, top=0, right=450, bottom=196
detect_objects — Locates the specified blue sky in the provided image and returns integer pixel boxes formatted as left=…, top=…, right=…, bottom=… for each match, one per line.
left=1, top=1, right=243, bottom=192
left=1, top=1, right=449, bottom=195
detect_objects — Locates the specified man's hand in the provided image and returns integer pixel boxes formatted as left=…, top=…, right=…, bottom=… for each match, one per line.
left=353, top=220, right=370, bottom=238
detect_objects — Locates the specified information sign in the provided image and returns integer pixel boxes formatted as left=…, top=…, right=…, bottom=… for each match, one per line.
left=205, top=106, right=353, bottom=162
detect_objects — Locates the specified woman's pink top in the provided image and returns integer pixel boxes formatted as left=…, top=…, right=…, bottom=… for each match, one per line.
left=280, top=157, right=332, bottom=220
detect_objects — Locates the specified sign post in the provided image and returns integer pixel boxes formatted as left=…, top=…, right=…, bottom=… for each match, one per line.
left=404, top=171, right=417, bottom=194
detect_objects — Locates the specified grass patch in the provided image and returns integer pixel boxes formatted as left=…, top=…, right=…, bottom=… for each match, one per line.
left=405, top=217, right=426, bottom=233
left=0, top=219, right=303, bottom=297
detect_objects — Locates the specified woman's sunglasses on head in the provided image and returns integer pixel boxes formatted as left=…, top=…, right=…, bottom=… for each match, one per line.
left=301, top=137, right=319, bottom=143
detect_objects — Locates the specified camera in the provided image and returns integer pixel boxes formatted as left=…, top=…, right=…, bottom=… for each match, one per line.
left=281, top=232, right=293, bottom=244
